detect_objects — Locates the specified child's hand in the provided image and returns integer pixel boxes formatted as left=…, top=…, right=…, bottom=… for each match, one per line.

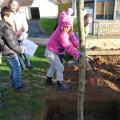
left=15, top=32, right=21, bottom=38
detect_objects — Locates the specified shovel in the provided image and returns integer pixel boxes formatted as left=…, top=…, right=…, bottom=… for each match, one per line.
left=86, top=56, right=98, bottom=87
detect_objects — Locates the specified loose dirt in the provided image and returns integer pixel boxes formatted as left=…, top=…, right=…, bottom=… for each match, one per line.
left=41, top=55, right=120, bottom=120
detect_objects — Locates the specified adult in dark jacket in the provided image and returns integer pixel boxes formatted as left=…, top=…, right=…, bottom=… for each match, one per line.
left=0, top=6, right=25, bottom=90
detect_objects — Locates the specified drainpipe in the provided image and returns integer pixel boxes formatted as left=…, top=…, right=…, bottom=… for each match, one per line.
left=93, top=0, right=96, bottom=35
left=72, top=0, right=77, bottom=16
left=113, top=0, right=117, bottom=20
left=103, top=1, right=106, bottom=19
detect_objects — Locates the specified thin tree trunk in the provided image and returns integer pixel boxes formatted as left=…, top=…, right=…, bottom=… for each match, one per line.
left=76, top=0, right=86, bottom=120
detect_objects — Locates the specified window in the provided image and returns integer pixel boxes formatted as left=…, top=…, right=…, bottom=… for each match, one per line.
left=96, top=1, right=114, bottom=19
left=30, top=7, right=40, bottom=19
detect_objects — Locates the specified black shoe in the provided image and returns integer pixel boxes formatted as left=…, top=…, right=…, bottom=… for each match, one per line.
left=46, top=76, right=55, bottom=85
left=0, top=99, right=3, bottom=107
left=57, top=81, right=69, bottom=91
left=0, top=92, right=3, bottom=107
left=14, top=83, right=26, bottom=91
left=26, top=66, right=33, bottom=70
left=0, top=92, right=2, bottom=97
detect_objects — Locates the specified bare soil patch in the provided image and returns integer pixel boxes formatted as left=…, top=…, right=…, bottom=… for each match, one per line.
left=41, top=55, right=120, bottom=120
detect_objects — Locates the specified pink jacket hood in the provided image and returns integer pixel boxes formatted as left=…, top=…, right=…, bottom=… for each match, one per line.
left=58, top=8, right=73, bottom=30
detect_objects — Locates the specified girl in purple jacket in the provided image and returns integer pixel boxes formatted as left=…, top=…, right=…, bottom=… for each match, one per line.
left=45, top=8, right=84, bottom=91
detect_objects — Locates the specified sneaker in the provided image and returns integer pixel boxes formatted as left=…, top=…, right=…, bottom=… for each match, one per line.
left=57, top=81, right=69, bottom=91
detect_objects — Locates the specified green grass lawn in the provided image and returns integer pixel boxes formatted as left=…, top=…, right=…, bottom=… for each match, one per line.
left=39, top=18, right=57, bottom=35
left=0, top=45, right=48, bottom=120
left=39, top=17, right=78, bottom=35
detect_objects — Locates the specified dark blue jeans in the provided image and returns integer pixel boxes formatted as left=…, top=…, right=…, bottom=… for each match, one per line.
left=18, top=53, right=31, bottom=69
left=58, top=54, right=64, bottom=64
left=17, top=40, right=31, bottom=69
left=7, top=56, right=22, bottom=89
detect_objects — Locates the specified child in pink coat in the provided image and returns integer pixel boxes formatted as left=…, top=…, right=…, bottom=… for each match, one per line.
left=45, top=8, right=84, bottom=91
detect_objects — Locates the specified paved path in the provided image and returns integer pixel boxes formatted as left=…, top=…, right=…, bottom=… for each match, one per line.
left=28, top=20, right=48, bottom=38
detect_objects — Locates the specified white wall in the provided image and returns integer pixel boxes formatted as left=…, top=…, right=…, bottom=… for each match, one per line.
left=31, top=0, right=58, bottom=17
left=19, top=7, right=30, bottom=19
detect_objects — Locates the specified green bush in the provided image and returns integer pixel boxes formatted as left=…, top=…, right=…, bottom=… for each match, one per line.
left=39, top=2, right=78, bottom=35
left=39, top=18, right=57, bottom=35
left=58, top=3, right=71, bottom=14
left=39, top=16, right=78, bottom=35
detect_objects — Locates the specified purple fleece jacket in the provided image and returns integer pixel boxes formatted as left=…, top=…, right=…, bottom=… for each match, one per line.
left=46, top=8, right=81, bottom=59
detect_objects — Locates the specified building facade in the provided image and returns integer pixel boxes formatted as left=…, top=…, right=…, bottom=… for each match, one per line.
left=85, top=0, right=120, bottom=38
left=51, top=0, right=120, bottom=37
left=0, top=0, right=58, bottom=20
left=0, top=0, right=120, bottom=38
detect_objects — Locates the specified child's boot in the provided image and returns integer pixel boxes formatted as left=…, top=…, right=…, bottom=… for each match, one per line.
left=57, top=81, right=69, bottom=91
left=46, top=76, right=54, bottom=85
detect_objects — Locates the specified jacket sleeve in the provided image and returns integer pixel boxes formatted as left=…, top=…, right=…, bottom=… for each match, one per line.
left=0, top=34, right=4, bottom=52
left=69, top=31, right=79, bottom=49
left=60, top=32, right=80, bottom=59
left=2, top=26, right=22, bottom=54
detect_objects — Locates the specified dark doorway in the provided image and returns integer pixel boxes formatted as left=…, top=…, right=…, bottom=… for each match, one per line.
left=30, top=7, right=40, bottom=19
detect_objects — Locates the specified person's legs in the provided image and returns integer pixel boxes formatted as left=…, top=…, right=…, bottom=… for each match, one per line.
left=45, top=49, right=69, bottom=91
left=45, top=48, right=64, bottom=81
left=9, top=64, right=14, bottom=87
left=45, top=49, right=56, bottom=85
left=7, top=56, right=23, bottom=89
left=47, top=64, right=56, bottom=78
left=17, top=54, right=26, bottom=70
left=46, top=64, right=56, bottom=85
left=55, top=55, right=69, bottom=91
left=54, top=55, right=69, bottom=91
left=23, top=53, right=32, bottom=69
left=18, top=40, right=32, bottom=69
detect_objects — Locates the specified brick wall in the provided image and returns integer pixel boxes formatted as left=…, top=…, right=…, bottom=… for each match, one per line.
left=95, top=20, right=120, bottom=38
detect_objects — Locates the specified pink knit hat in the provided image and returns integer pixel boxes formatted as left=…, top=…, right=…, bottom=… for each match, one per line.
left=58, top=8, right=73, bottom=29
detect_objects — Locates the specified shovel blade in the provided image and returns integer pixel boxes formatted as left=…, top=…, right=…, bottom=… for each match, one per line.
left=87, top=74, right=97, bottom=87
